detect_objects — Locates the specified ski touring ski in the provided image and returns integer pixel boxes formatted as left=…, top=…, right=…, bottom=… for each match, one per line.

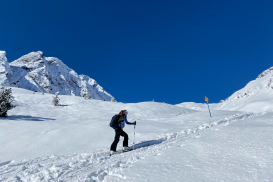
left=109, top=142, right=150, bottom=156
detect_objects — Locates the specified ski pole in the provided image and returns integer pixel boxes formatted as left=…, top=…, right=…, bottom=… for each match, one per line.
left=133, top=124, right=135, bottom=150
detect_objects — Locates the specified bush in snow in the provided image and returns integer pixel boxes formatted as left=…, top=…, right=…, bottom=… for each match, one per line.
left=0, top=87, right=16, bottom=117
left=103, top=98, right=105, bottom=101
left=42, top=92, right=44, bottom=95
left=111, top=97, right=116, bottom=102
left=52, top=92, right=60, bottom=106
left=84, top=92, right=91, bottom=99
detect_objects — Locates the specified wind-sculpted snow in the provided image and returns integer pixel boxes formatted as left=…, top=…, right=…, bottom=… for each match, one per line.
left=0, top=112, right=262, bottom=181
left=1, top=51, right=113, bottom=100
left=0, top=51, right=12, bottom=86
left=218, top=66, right=273, bottom=112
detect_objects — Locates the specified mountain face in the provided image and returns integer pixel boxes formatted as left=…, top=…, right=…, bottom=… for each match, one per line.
left=0, top=51, right=13, bottom=86
left=0, top=51, right=114, bottom=101
left=218, top=67, right=273, bottom=112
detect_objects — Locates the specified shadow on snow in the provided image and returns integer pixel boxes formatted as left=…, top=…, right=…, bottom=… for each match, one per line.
left=2, top=115, right=55, bottom=122
left=132, top=139, right=165, bottom=149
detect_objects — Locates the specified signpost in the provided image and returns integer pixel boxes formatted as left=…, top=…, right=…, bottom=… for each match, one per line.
left=205, top=96, right=212, bottom=118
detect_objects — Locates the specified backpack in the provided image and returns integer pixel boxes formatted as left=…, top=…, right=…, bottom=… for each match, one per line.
left=109, top=114, right=120, bottom=129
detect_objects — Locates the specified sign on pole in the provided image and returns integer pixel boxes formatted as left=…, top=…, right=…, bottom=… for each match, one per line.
left=205, top=96, right=209, bottom=103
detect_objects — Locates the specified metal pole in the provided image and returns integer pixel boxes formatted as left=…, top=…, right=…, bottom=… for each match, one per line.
left=206, top=102, right=212, bottom=118
left=133, top=125, right=135, bottom=150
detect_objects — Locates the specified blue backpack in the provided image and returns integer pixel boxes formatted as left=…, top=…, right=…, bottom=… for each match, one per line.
left=109, top=114, right=120, bottom=129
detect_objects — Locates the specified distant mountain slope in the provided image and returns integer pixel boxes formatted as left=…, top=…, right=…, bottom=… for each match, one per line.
left=0, top=51, right=113, bottom=100
left=218, top=67, right=273, bottom=112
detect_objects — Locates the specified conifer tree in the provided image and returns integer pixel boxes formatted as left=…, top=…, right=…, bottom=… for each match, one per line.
left=111, top=97, right=116, bottom=102
left=52, top=92, right=60, bottom=106
left=0, top=87, right=16, bottom=117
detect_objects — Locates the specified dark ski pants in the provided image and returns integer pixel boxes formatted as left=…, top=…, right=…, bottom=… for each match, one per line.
left=110, top=128, right=128, bottom=151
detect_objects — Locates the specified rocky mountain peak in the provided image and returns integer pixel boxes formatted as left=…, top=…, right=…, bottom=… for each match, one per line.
left=1, top=51, right=114, bottom=101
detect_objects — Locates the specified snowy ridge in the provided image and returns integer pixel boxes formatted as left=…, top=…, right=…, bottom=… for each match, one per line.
left=218, top=66, right=273, bottom=112
left=0, top=51, right=113, bottom=100
left=0, top=112, right=262, bottom=181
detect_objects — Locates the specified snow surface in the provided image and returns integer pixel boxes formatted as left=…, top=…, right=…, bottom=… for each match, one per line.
left=176, top=102, right=218, bottom=111
left=110, top=112, right=272, bottom=182
left=0, top=51, right=113, bottom=101
left=0, top=87, right=272, bottom=181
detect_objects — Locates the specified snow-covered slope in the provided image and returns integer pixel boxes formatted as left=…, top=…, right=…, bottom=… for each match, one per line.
left=0, top=88, right=272, bottom=181
left=0, top=51, right=113, bottom=100
left=177, top=67, right=273, bottom=113
left=218, top=67, right=273, bottom=112
left=0, top=51, right=12, bottom=86
left=110, top=112, right=272, bottom=182
left=0, top=87, right=197, bottom=162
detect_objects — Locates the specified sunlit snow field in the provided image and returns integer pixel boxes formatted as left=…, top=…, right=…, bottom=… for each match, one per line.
left=0, top=88, right=272, bottom=181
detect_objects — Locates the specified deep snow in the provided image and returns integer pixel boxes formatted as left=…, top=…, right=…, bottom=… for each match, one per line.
left=0, top=87, right=272, bottom=181
left=107, top=112, right=273, bottom=182
left=0, top=87, right=197, bottom=161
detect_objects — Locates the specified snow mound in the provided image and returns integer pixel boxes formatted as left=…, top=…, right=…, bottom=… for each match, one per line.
left=218, top=66, right=273, bottom=112
left=1, top=51, right=113, bottom=100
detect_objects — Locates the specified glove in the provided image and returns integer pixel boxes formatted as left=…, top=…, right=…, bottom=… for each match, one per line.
left=134, top=121, right=136, bottom=125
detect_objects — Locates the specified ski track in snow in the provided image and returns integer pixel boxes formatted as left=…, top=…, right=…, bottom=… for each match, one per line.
left=0, top=112, right=263, bottom=182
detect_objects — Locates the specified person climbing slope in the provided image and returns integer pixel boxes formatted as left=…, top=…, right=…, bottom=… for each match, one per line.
left=110, top=110, right=136, bottom=155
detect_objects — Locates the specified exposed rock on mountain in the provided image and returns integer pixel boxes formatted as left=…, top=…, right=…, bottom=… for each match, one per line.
left=0, top=51, right=113, bottom=101
left=0, top=51, right=13, bottom=86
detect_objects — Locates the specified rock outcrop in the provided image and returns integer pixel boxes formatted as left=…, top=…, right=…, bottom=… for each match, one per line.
left=0, top=51, right=12, bottom=86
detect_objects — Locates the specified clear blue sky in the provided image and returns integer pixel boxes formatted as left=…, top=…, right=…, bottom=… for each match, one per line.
left=1, top=0, right=273, bottom=104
